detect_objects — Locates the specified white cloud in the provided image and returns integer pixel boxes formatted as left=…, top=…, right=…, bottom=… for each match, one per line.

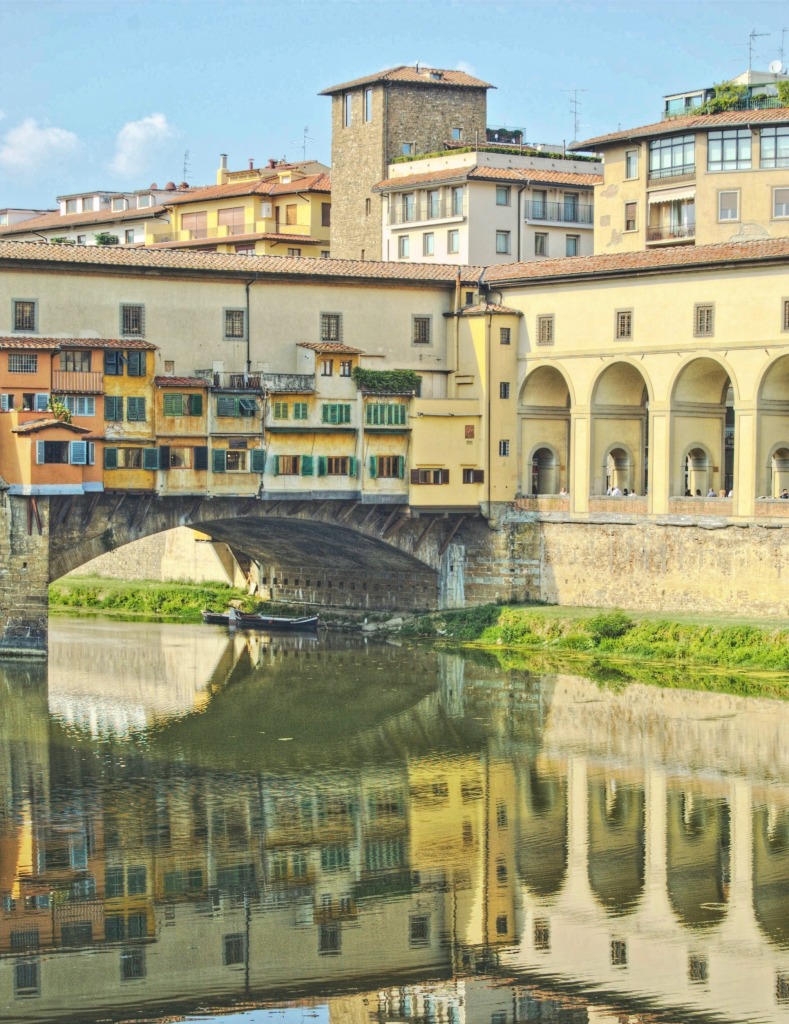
left=0, top=118, right=78, bottom=172
left=110, top=113, right=172, bottom=177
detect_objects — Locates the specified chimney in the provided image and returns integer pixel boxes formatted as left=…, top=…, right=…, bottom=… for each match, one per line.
left=268, top=158, right=277, bottom=169
left=220, top=153, right=228, bottom=170
left=249, top=158, right=254, bottom=170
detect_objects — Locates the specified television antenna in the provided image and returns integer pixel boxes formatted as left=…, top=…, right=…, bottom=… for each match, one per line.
left=291, top=127, right=314, bottom=162
left=779, top=27, right=789, bottom=70
left=565, top=88, right=587, bottom=144
left=182, top=150, right=191, bottom=182
left=748, top=28, right=770, bottom=70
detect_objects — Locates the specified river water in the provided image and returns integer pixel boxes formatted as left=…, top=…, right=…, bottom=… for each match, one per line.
left=0, top=619, right=787, bottom=1024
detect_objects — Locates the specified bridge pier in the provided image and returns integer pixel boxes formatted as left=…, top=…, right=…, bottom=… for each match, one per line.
left=0, top=493, right=50, bottom=657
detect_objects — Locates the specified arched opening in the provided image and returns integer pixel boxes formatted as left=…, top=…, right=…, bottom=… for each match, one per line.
left=666, top=789, right=731, bottom=928
left=671, top=358, right=733, bottom=497
left=770, top=447, right=789, bottom=497
left=588, top=777, right=645, bottom=915
left=591, top=363, right=649, bottom=496
left=516, top=766, right=568, bottom=898
left=757, top=355, right=789, bottom=499
left=530, top=446, right=559, bottom=496
left=520, top=367, right=571, bottom=495
left=753, top=803, right=789, bottom=947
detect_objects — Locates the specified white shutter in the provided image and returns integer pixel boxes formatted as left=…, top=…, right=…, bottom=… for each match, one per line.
left=36, top=441, right=45, bottom=464
left=35, top=393, right=49, bottom=411
left=0, top=395, right=9, bottom=412
left=70, top=440, right=87, bottom=465
left=88, top=442, right=95, bottom=466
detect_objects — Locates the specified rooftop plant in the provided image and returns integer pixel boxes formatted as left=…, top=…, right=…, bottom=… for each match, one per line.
left=352, top=367, right=421, bottom=394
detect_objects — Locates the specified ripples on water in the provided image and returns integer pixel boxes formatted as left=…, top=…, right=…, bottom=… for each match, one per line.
left=0, top=619, right=787, bottom=1024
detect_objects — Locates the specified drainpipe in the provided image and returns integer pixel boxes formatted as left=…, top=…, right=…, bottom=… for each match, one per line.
left=244, top=277, right=257, bottom=375
left=515, top=182, right=529, bottom=262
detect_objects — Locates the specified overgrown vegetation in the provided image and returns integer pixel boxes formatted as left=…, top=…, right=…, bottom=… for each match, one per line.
left=391, top=145, right=600, bottom=164
left=352, top=366, right=421, bottom=394
left=49, top=578, right=258, bottom=622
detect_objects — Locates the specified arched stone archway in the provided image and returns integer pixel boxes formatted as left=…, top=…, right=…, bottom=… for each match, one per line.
left=671, top=358, right=733, bottom=497
left=515, top=766, right=567, bottom=898
left=753, top=802, right=789, bottom=948
left=757, top=355, right=789, bottom=497
left=520, top=366, right=571, bottom=495
left=591, top=363, right=649, bottom=496
left=588, top=777, right=645, bottom=916
left=666, top=788, right=731, bottom=929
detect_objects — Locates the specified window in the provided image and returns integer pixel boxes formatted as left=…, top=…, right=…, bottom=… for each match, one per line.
left=496, top=801, right=508, bottom=827
left=224, top=308, right=246, bottom=340
left=648, top=134, right=694, bottom=179
left=422, top=232, right=434, bottom=256
left=451, top=187, right=464, bottom=216
left=162, top=393, right=203, bottom=417
left=124, top=229, right=134, bottom=244
left=783, top=298, right=789, bottom=332
left=216, top=396, right=256, bottom=418
left=534, top=919, right=550, bottom=950
left=181, top=211, right=207, bottom=237
left=366, top=402, right=407, bottom=425
left=496, top=859, right=508, bottom=885
left=364, top=87, right=373, bottom=122
left=104, top=349, right=145, bottom=376
left=121, top=947, right=146, bottom=980
left=77, top=235, right=86, bottom=244
left=462, top=468, right=484, bottom=483
left=499, top=327, right=511, bottom=345
left=412, top=315, right=431, bottom=345
left=537, top=315, right=554, bottom=346
left=137, top=194, right=152, bottom=208
left=11, top=928, right=40, bottom=951
left=60, top=350, right=91, bottom=372
left=167, top=446, right=196, bottom=468
left=320, top=312, right=342, bottom=342
left=213, top=449, right=248, bottom=472
left=118, top=304, right=144, bottom=337
left=426, top=190, right=440, bottom=218
left=340, top=359, right=352, bottom=376
left=565, top=234, right=580, bottom=256
left=532, top=189, right=547, bottom=218
left=321, top=201, right=331, bottom=227
left=447, top=229, right=459, bottom=253
left=62, top=395, right=95, bottom=417
left=126, top=396, right=146, bottom=421
left=13, top=300, right=36, bottom=332
left=14, top=959, right=40, bottom=997
left=616, top=309, right=633, bottom=340
left=223, top=934, right=246, bottom=966
left=496, top=185, right=511, bottom=206
left=321, top=358, right=334, bottom=376
left=284, top=204, right=297, bottom=226
left=495, top=230, right=511, bottom=254
left=105, top=866, right=124, bottom=897
left=401, top=193, right=415, bottom=222
left=534, top=232, right=548, bottom=256
left=689, top=955, right=708, bottom=983
left=496, top=914, right=508, bottom=934
left=718, top=190, right=739, bottom=221
left=624, top=202, right=637, bottom=231
left=760, top=126, right=789, bottom=168
left=294, top=402, right=308, bottom=419
left=319, top=922, right=341, bottom=955
left=498, top=440, right=510, bottom=456
left=127, top=866, right=147, bottom=895
left=273, top=401, right=289, bottom=419
left=65, top=198, right=78, bottom=213
left=774, top=188, right=789, bottom=218
left=370, top=455, right=405, bottom=478
left=287, top=248, right=301, bottom=257
left=410, top=468, right=449, bottom=484
left=694, top=303, right=714, bottom=337
left=325, top=456, right=349, bottom=475
left=499, top=382, right=510, bottom=399
left=112, top=198, right=126, bottom=212
left=365, top=198, right=371, bottom=217
left=611, top=940, right=628, bottom=967
left=321, top=403, right=351, bottom=424
left=235, top=243, right=255, bottom=254
left=409, top=915, right=430, bottom=947
left=451, top=127, right=462, bottom=141
left=398, top=235, right=410, bottom=258
left=708, top=128, right=751, bottom=171
left=402, top=142, right=414, bottom=156
left=127, top=350, right=146, bottom=376
left=321, top=250, right=330, bottom=258
left=218, top=206, right=245, bottom=234
left=625, top=148, right=638, bottom=178
left=343, top=93, right=352, bottom=127
left=35, top=441, right=68, bottom=464
left=275, top=455, right=300, bottom=475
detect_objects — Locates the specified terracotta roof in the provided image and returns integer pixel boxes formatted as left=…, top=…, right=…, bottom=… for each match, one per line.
left=0, top=336, right=156, bottom=350
left=12, top=419, right=93, bottom=435
left=143, top=232, right=326, bottom=251
left=0, top=204, right=170, bottom=236
left=485, top=236, right=789, bottom=284
left=374, top=165, right=601, bottom=191
left=451, top=302, right=523, bottom=316
left=162, top=172, right=330, bottom=207
left=154, top=376, right=208, bottom=388
left=0, top=240, right=484, bottom=285
left=320, top=65, right=494, bottom=95
left=571, top=105, right=789, bottom=150
left=297, top=342, right=363, bottom=354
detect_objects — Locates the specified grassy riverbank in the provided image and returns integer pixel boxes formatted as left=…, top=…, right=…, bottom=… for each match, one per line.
left=49, top=577, right=259, bottom=622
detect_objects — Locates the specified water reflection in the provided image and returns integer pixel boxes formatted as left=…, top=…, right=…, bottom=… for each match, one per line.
left=0, top=620, right=787, bottom=1024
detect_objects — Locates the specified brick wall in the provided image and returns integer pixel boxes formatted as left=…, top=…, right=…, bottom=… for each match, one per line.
left=0, top=494, right=50, bottom=655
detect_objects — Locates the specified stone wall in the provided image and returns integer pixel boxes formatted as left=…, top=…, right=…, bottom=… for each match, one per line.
left=538, top=519, right=789, bottom=616
left=384, top=85, right=487, bottom=163
left=0, top=493, right=50, bottom=655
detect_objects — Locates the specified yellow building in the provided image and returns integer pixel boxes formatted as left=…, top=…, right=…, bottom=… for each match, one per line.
left=102, top=338, right=158, bottom=491
left=570, top=105, right=789, bottom=253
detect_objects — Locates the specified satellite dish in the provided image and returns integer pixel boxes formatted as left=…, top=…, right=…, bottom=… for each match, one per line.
left=769, top=59, right=784, bottom=74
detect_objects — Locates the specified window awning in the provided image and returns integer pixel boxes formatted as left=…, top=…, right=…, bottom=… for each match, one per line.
left=648, top=187, right=696, bottom=205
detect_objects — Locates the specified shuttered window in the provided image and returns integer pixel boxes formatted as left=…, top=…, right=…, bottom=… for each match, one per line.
left=321, top=403, right=351, bottom=425
left=105, top=396, right=123, bottom=421
left=126, top=397, right=146, bottom=421
left=365, top=403, right=407, bottom=426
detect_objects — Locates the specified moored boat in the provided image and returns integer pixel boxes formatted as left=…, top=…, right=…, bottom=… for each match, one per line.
left=201, top=609, right=319, bottom=631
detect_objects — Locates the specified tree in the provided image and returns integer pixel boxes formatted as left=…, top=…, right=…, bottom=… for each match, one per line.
left=94, top=232, right=119, bottom=246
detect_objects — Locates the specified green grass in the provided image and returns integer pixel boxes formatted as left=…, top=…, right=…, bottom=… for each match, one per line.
left=49, top=577, right=258, bottom=623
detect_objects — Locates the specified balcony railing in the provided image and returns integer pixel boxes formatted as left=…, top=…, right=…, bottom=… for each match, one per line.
left=388, top=196, right=467, bottom=226
left=523, top=200, right=593, bottom=224
left=662, top=95, right=785, bottom=120
left=646, top=222, right=696, bottom=242
left=194, top=370, right=264, bottom=390
left=647, top=165, right=695, bottom=184
left=51, top=371, right=103, bottom=393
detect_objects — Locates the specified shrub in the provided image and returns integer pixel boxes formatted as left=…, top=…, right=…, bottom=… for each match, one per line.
left=586, top=610, right=634, bottom=640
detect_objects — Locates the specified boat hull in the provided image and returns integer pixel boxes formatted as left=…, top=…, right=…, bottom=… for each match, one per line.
left=202, top=611, right=319, bottom=631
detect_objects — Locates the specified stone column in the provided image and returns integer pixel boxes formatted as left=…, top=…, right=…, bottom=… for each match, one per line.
left=733, top=403, right=757, bottom=517
left=570, top=410, right=590, bottom=513
left=0, top=494, right=50, bottom=656
left=648, top=403, right=671, bottom=514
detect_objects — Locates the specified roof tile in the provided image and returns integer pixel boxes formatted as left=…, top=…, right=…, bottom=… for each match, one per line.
left=154, top=376, right=208, bottom=388
left=0, top=336, right=157, bottom=350
left=375, top=165, right=601, bottom=191
left=297, top=342, right=363, bottom=354
left=12, top=419, right=93, bottom=435
left=0, top=205, right=170, bottom=236
left=320, top=65, right=494, bottom=95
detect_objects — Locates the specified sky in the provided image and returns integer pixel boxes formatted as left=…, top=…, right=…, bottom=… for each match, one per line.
left=1, top=0, right=788, bottom=209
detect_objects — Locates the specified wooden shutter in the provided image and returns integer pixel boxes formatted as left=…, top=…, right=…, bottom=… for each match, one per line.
left=440, top=468, right=450, bottom=484
left=369, top=455, right=377, bottom=479
left=239, top=398, right=256, bottom=418
left=211, top=448, right=225, bottom=472
left=397, top=456, right=405, bottom=479
left=69, top=441, right=87, bottom=465
left=159, top=446, right=170, bottom=470
left=127, top=397, right=145, bottom=421
left=272, top=454, right=280, bottom=476
left=410, top=469, right=420, bottom=484
left=104, top=447, right=118, bottom=469
left=349, top=456, right=357, bottom=477
left=127, top=351, right=145, bottom=376
left=317, top=456, right=327, bottom=477
left=250, top=448, right=266, bottom=472
left=105, top=396, right=122, bottom=421
left=301, top=455, right=314, bottom=476
left=188, top=394, right=203, bottom=416
left=163, top=394, right=181, bottom=416
left=143, top=448, right=159, bottom=470
left=217, top=396, right=234, bottom=417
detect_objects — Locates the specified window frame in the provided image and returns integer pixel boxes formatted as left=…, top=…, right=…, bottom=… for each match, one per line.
left=223, top=307, right=247, bottom=341
left=707, top=128, right=752, bottom=172
left=718, top=189, right=740, bottom=222
left=615, top=308, right=633, bottom=341
left=343, top=93, right=352, bottom=128
left=565, top=233, right=580, bottom=257
left=625, top=148, right=639, bottom=179
left=499, top=382, right=510, bottom=399
left=760, top=126, right=789, bottom=168
left=624, top=202, right=637, bottom=232
left=320, top=312, right=342, bottom=343
left=498, top=439, right=510, bottom=457
left=495, top=230, right=511, bottom=255
left=783, top=298, right=789, bottom=333
left=412, top=315, right=431, bottom=346
left=447, top=228, right=459, bottom=254
left=536, top=314, right=554, bottom=346
left=693, top=302, right=715, bottom=338
left=495, top=185, right=511, bottom=207
left=398, top=234, right=410, bottom=259
left=422, top=232, right=434, bottom=256
left=12, top=299, right=37, bottom=333
left=119, top=303, right=145, bottom=338
left=534, top=232, right=548, bottom=256
left=363, top=87, right=373, bottom=122
left=773, top=187, right=789, bottom=219
left=60, top=350, right=91, bottom=372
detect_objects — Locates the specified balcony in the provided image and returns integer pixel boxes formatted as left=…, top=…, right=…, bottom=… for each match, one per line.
left=388, top=196, right=467, bottom=226
left=647, top=165, right=695, bottom=185
left=51, top=371, right=103, bottom=393
left=195, top=370, right=264, bottom=391
left=645, top=222, right=696, bottom=244
left=523, top=200, right=593, bottom=225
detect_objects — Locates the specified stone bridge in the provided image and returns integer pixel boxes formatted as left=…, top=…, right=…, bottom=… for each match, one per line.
left=0, top=491, right=538, bottom=655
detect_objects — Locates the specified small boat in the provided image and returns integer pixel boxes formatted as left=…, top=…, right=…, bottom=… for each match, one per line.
left=202, top=609, right=319, bottom=632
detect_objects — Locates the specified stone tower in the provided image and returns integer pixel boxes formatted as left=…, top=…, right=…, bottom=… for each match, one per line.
left=320, top=65, right=493, bottom=260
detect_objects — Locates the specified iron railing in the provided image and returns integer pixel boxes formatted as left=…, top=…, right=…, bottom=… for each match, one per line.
left=388, top=196, right=467, bottom=225
left=645, top=222, right=696, bottom=242
left=523, top=200, right=593, bottom=224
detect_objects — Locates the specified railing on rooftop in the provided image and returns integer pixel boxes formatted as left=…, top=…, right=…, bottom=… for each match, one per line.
left=523, top=200, right=593, bottom=225
left=662, top=95, right=786, bottom=120
left=194, top=370, right=264, bottom=390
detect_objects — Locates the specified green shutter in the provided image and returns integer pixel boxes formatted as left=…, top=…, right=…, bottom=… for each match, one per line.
left=212, top=449, right=226, bottom=473
left=127, top=351, right=145, bottom=376
left=127, top=397, right=145, bottom=422
left=369, top=455, right=377, bottom=479
left=342, top=404, right=351, bottom=424
left=321, top=404, right=330, bottom=424
left=104, top=396, right=122, bottom=421
left=317, top=456, right=327, bottom=476
left=143, top=448, right=159, bottom=470
left=216, top=396, right=234, bottom=417
left=349, top=456, right=357, bottom=477
left=159, top=446, right=170, bottom=469
left=294, top=402, right=307, bottom=420
left=397, top=455, right=405, bottom=479
left=189, top=394, right=203, bottom=416
left=250, top=448, right=266, bottom=472
left=301, top=455, right=314, bottom=476
left=273, top=454, right=279, bottom=476
left=163, top=393, right=181, bottom=416
left=104, top=447, right=118, bottom=469
left=239, top=398, right=256, bottom=418
left=194, top=446, right=209, bottom=471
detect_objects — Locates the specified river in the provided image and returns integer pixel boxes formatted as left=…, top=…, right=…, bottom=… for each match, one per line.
left=0, top=618, right=787, bottom=1024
